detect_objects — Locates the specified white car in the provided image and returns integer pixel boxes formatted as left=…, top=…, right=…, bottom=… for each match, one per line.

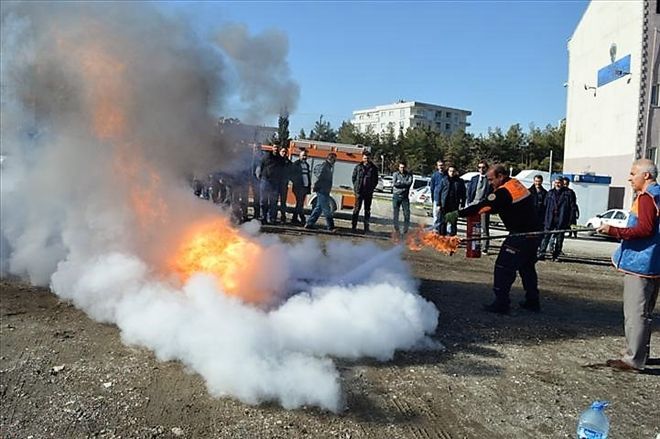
left=381, top=176, right=393, bottom=193
left=409, top=185, right=432, bottom=204
left=585, top=209, right=630, bottom=235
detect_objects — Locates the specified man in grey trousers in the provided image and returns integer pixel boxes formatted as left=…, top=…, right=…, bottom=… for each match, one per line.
left=598, top=159, right=659, bottom=372
left=391, top=161, right=413, bottom=237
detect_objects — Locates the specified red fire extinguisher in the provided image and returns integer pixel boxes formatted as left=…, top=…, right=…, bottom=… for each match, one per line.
left=466, top=214, right=481, bottom=258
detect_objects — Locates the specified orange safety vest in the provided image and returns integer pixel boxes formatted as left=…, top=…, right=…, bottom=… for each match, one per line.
left=479, top=178, right=529, bottom=214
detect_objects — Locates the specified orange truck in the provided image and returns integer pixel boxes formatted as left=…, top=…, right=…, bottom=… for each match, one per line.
left=260, top=139, right=370, bottom=212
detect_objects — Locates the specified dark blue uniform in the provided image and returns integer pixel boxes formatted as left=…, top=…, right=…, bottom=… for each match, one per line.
left=460, top=177, right=542, bottom=313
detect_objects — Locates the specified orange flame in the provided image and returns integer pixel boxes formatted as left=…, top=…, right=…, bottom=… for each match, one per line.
left=403, top=228, right=461, bottom=255
left=173, top=218, right=268, bottom=303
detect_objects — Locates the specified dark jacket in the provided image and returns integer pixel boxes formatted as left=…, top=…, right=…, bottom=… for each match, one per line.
left=440, top=176, right=467, bottom=211
left=430, top=170, right=447, bottom=203
left=352, top=162, right=379, bottom=195
left=259, top=152, right=283, bottom=183
left=312, top=160, right=334, bottom=195
left=544, top=187, right=572, bottom=230
left=528, top=184, right=548, bottom=223
left=566, top=188, right=579, bottom=224
left=392, top=171, right=413, bottom=197
left=467, top=173, right=492, bottom=205
left=290, top=159, right=312, bottom=194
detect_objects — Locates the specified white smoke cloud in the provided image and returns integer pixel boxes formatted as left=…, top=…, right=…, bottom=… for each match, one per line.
left=0, top=2, right=439, bottom=412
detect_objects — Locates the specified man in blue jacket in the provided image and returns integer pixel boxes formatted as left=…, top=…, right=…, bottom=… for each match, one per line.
left=598, top=159, right=659, bottom=372
left=429, top=160, right=447, bottom=234
left=466, top=161, right=492, bottom=252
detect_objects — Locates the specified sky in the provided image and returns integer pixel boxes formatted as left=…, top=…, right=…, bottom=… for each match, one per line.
left=163, top=1, right=589, bottom=136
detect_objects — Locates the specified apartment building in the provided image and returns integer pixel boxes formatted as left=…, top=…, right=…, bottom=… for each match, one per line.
left=351, top=101, right=471, bottom=137
left=563, top=0, right=659, bottom=208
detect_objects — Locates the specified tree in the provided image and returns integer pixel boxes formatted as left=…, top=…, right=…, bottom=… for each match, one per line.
left=298, top=128, right=306, bottom=139
left=309, top=115, right=337, bottom=142
left=276, top=110, right=290, bottom=147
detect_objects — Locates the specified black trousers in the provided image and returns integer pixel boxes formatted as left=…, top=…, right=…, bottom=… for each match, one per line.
left=292, top=188, right=308, bottom=223
left=352, top=193, right=373, bottom=229
left=493, top=236, right=541, bottom=307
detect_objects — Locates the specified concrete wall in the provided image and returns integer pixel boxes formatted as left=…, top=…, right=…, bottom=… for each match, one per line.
left=563, top=1, right=643, bottom=207
left=643, top=1, right=660, bottom=164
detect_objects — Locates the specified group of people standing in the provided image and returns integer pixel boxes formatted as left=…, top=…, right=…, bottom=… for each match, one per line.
left=528, top=174, right=580, bottom=261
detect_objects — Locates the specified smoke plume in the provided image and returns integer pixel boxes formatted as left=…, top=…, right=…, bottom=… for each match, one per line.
left=1, top=2, right=439, bottom=412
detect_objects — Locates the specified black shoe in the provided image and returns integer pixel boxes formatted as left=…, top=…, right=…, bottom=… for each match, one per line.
left=304, top=223, right=314, bottom=230
left=519, top=300, right=541, bottom=313
left=537, top=254, right=545, bottom=260
left=351, top=227, right=357, bottom=234
left=483, top=303, right=509, bottom=315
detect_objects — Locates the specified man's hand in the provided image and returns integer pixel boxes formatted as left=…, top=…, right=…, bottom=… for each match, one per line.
left=444, top=210, right=459, bottom=224
left=597, top=223, right=611, bottom=235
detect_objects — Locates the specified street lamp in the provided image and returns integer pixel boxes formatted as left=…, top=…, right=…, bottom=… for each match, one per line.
left=380, top=154, right=385, bottom=174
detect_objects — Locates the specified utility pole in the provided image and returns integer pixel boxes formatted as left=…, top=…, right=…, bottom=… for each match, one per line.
left=548, top=149, right=553, bottom=176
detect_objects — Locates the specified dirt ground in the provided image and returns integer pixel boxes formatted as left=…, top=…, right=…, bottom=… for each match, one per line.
left=1, top=224, right=659, bottom=439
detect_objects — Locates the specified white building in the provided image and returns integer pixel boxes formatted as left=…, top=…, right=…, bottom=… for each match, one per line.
left=351, top=101, right=471, bottom=137
left=564, top=0, right=659, bottom=209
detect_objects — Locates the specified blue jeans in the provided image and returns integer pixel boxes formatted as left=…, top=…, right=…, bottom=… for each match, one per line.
left=306, top=192, right=334, bottom=229
left=259, top=179, right=278, bottom=223
left=392, top=194, right=410, bottom=233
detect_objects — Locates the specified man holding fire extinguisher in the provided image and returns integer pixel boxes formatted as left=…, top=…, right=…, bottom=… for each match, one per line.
left=445, top=164, right=543, bottom=314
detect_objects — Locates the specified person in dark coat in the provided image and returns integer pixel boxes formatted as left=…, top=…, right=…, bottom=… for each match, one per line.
left=290, top=149, right=312, bottom=225
left=528, top=174, right=548, bottom=227
left=440, top=165, right=467, bottom=235
left=429, top=160, right=448, bottom=234
left=258, top=147, right=282, bottom=224
left=351, top=151, right=379, bottom=233
left=538, top=177, right=571, bottom=261
left=275, top=146, right=292, bottom=224
left=446, top=164, right=543, bottom=314
left=466, top=161, right=492, bottom=252
left=562, top=177, right=580, bottom=238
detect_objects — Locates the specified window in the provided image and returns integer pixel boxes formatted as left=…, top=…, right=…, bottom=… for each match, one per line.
left=613, top=211, right=627, bottom=220
left=380, top=123, right=385, bottom=129
left=389, top=111, right=393, bottom=116
left=651, top=83, right=659, bottom=107
left=601, top=210, right=615, bottom=219
left=381, top=112, right=386, bottom=117
left=446, top=111, right=452, bottom=118
left=445, top=123, right=451, bottom=130
left=646, top=146, right=657, bottom=163
left=400, top=109, right=405, bottom=118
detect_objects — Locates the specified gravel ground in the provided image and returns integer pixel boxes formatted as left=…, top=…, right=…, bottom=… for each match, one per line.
left=1, top=224, right=658, bottom=439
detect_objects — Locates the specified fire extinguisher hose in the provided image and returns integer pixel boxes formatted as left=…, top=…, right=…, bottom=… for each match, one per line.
left=461, top=227, right=598, bottom=243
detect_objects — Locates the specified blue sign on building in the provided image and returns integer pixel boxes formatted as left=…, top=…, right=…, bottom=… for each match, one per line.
left=597, top=55, right=631, bottom=88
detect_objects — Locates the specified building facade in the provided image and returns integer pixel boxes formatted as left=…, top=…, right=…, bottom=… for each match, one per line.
left=351, top=101, right=471, bottom=137
left=563, top=0, right=660, bottom=208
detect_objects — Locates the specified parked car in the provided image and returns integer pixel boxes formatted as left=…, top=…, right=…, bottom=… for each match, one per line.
left=410, top=185, right=431, bottom=203
left=585, top=209, right=630, bottom=236
left=380, top=175, right=393, bottom=193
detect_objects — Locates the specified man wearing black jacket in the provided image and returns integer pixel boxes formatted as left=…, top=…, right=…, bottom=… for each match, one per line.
left=351, top=151, right=379, bottom=234
left=528, top=174, right=548, bottom=227
left=445, top=164, right=543, bottom=314
left=258, top=147, right=282, bottom=224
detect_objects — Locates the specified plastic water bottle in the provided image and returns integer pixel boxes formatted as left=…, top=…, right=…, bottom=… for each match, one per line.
left=577, top=401, right=609, bottom=439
